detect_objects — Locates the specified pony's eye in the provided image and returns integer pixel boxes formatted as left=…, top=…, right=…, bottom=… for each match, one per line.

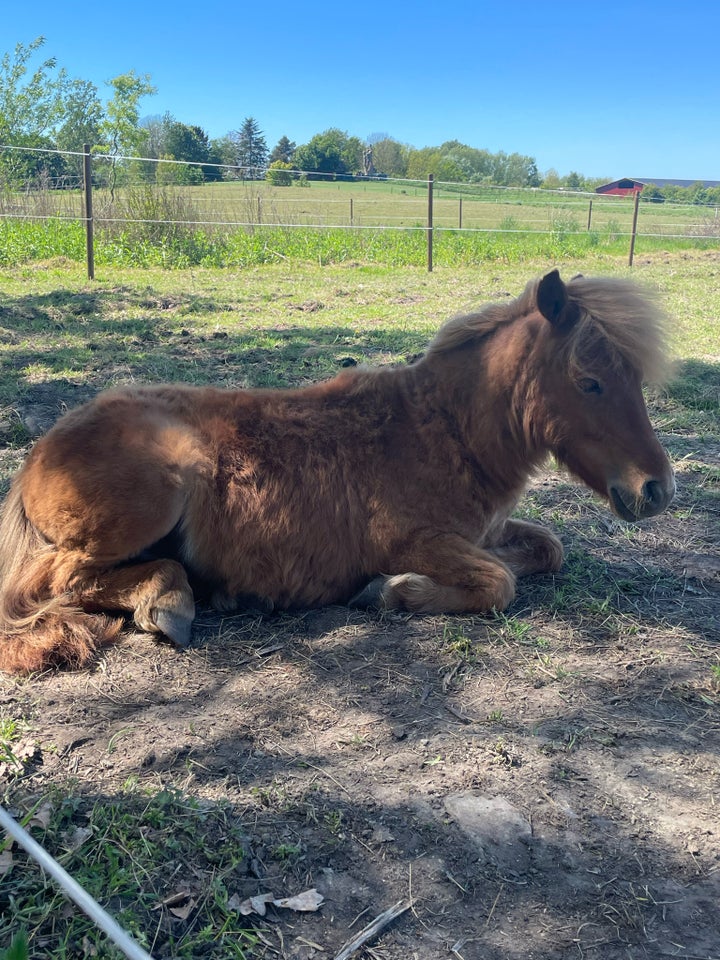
left=578, top=377, right=603, bottom=395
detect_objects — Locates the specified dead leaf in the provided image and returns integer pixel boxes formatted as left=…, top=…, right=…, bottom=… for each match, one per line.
left=273, top=889, right=324, bottom=912
left=0, top=849, right=13, bottom=878
left=169, top=898, right=196, bottom=920
left=82, top=936, right=98, bottom=956
left=233, top=888, right=324, bottom=916
left=237, top=893, right=275, bottom=916
left=30, top=802, right=53, bottom=829
left=64, top=825, right=93, bottom=852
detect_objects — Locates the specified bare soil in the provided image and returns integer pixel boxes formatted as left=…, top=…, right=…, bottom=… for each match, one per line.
left=3, top=464, right=719, bottom=959
left=1, top=292, right=719, bottom=959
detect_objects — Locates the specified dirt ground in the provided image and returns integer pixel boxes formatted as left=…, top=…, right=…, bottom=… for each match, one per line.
left=1, top=298, right=719, bottom=958
left=2, top=453, right=719, bottom=959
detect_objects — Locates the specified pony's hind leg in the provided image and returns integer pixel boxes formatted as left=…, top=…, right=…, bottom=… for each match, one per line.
left=351, top=534, right=517, bottom=614
left=76, top=560, right=196, bottom=649
left=486, top=519, right=564, bottom=577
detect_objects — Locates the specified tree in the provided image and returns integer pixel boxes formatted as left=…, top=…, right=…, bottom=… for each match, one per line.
left=100, top=71, right=156, bottom=157
left=230, top=117, right=268, bottom=179
left=406, top=147, right=463, bottom=183
left=0, top=36, right=68, bottom=182
left=639, top=183, right=664, bottom=203
left=165, top=122, right=208, bottom=164
left=207, top=136, right=236, bottom=181
left=369, top=137, right=408, bottom=179
left=563, top=171, right=583, bottom=191
left=439, top=141, right=493, bottom=182
left=542, top=168, right=562, bottom=190
left=491, top=151, right=540, bottom=187
left=269, top=135, right=296, bottom=165
left=98, top=71, right=156, bottom=191
left=54, top=78, right=103, bottom=181
left=266, top=160, right=293, bottom=186
left=294, top=128, right=363, bottom=180
left=140, top=113, right=170, bottom=159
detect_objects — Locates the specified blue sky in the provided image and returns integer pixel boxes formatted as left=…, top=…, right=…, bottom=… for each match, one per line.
left=4, top=0, right=719, bottom=180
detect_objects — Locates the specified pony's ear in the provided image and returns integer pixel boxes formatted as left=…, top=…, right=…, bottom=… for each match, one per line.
left=537, top=269, right=580, bottom=332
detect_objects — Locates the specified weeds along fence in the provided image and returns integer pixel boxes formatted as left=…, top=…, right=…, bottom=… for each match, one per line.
left=2, top=143, right=720, bottom=276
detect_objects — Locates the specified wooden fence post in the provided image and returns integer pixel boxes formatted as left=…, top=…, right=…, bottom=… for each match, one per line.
left=83, top=143, right=94, bottom=280
left=427, top=174, right=434, bottom=272
left=628, top=190, right=640, bottom=267
left=459, top=197, right=463, bottom=230
left=587, top=199, right=593, bottom=231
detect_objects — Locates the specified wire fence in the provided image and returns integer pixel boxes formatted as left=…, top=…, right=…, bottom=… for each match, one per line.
left=2, top=143, right=720, bottom=276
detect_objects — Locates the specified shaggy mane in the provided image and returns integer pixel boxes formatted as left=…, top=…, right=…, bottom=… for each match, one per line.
left=427, top=275, right=669, bottom=382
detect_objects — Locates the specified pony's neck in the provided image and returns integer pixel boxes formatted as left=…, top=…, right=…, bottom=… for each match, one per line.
left=416, top=315, right=551, bottom=488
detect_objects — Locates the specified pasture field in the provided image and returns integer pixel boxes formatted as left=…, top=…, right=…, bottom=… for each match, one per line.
left=0, top=252, right=719, bottom=959
left=3, top=178, right=720, bottom=260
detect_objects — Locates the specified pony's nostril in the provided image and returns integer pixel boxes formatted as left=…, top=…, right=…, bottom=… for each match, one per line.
left=643, top=478, right=673, bottom=511
left=643, top=479, right=662, bottom=506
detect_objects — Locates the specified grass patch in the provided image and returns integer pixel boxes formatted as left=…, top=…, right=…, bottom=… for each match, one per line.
left=2, top=215, right=719, bottom=270
left=0, top=786, right=256, bottom=959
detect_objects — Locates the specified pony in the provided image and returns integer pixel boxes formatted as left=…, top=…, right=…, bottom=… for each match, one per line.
left=0, top=269, right=675, bottom=674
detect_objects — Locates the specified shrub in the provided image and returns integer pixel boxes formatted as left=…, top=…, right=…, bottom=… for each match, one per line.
left=266, top=161, right=293, bottom=187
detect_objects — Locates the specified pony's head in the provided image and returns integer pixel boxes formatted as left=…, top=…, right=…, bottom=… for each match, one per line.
left=534, top=269, right=675, bottom=521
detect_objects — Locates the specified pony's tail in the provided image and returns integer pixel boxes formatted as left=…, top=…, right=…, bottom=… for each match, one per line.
left=0, top=481, right=123, bottom=675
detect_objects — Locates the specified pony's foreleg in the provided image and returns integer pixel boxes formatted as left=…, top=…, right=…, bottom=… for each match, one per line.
left=486, top=519, right=564, bottom=577
left=76, top=560, right=196, bottom=649
left=351, top=534, right=517, bottom=614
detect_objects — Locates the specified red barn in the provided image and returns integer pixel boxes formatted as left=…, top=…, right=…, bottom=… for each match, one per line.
left=595, top=178, right=645, bottom=197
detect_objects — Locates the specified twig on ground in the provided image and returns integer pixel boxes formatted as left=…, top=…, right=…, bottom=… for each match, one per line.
left=332, top=899, right=411, bottom=960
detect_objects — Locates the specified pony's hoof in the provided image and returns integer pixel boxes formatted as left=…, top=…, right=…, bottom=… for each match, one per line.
left=153, top=609, right=193, bottom=649
left=349, top=577, right=388, bottom=610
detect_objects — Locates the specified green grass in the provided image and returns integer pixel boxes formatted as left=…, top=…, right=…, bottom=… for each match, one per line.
left=0, top=787, right=256, bottom=959
left=2, top=176, right=720, bottom=269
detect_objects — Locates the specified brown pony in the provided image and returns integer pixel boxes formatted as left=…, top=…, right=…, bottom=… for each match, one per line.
left=0, top=270, right=675, bottom=674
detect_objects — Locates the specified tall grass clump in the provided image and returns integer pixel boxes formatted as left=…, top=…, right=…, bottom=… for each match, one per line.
left=0, top=212, right=715, bottom=269
left=0, top=219, right=85, bottom=265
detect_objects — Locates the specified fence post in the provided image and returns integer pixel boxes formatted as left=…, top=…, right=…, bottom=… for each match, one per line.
left=350, top=197, right=354, bottom=226
left=459, top=197, right=463, bottom=230
left=83, top=143, right=95, bottom=280
left=628, top=190, right=640, bottom=267
left=587, top=199, right=593, bottom=231
left=427, top=174, right=434, bottom=272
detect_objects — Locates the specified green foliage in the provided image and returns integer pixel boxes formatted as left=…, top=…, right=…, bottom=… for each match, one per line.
left=269, top=135, right=296, bottom=165
left=228, top=117, right=268, bottom=179
left=96, top=71, right=156, bottom=194
left=99, top=71, right=156, bottom=157
left=0, top=38, right=66, bottom=143
left=640, top=182, right=665, bottom=203
left=406, top=141, right=541, bottom=187
left=293, top=128, right=363, bottom=180
left=0, top=931, right=28, bottom=960
left=368, top=137, right=409, bottom=178
left=266, top=160, right=294, bottom=186
left=0, top=37, right=72, bottom=185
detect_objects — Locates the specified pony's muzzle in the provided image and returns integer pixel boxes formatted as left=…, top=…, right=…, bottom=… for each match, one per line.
left=610, top=474, right=675, bottom=521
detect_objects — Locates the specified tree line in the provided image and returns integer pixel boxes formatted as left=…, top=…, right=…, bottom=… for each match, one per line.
left=1, top=37, right=716, bottom=205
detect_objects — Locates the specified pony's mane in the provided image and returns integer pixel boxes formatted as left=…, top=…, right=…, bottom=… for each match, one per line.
left=426, top=275, right=669, bottom=382
left=426, top=279, right=539, bottom=355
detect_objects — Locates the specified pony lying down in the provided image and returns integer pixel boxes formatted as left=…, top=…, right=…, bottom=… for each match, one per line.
left=0, top=269, right=674, bottom=673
